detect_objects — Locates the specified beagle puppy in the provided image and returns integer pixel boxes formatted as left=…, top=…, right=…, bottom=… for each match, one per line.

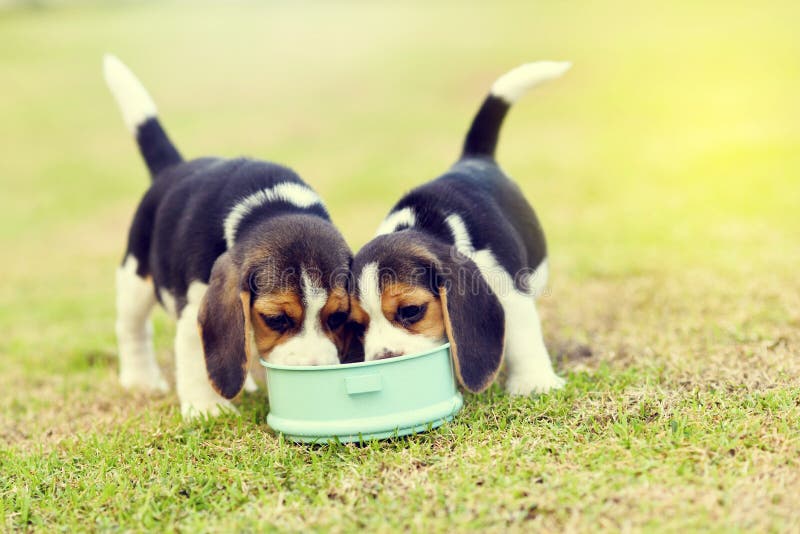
left=351, top=61, right=570, bottom=396
left=104, top=56, right=355, bottom=418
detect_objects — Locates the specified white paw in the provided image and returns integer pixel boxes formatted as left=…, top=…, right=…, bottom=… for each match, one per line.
left=180, top=398, right=238, bottom=420
left=119, top=366, right=170, bottom=393
left=505, top=371, right=566, bottom=396
left=243, top=373, right=259, bottom=393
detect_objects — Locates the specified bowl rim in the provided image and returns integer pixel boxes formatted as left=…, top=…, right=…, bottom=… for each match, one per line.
left=259, top=342, right=451, bottom=371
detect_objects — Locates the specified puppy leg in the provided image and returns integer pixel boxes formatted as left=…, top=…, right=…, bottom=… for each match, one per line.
left=244, top=362, right=265, bottom=393
left=175, top=283, right=236, bottom=418
left=243, top=373, right=259, bottom=393
left=115, top=256, right=169, bottom=392
left=503, top=291, right=565, bottom=396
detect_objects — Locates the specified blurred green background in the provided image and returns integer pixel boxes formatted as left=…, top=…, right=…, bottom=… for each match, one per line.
left=3, top=0, right=798, bottom=363
left=1, top=1, right=799, bottom=530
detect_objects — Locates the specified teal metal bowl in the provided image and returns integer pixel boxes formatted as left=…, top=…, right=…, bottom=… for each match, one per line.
left=260, top=343, right=463, bottom=443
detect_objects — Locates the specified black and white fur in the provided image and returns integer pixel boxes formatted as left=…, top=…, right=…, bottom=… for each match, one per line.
left=352, top=61, right=570, bottom=395
left=105, top=56, right=353, bottom=417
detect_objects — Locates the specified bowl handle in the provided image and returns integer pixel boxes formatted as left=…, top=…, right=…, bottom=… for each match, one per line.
left=345, top=374, right=382, bottom=395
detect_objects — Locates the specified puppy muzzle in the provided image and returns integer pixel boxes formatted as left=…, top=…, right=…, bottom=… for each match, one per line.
left=267, top=334, right=339, bottom=366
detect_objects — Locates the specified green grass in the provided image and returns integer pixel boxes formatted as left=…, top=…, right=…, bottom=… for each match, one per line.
left=2, top=1, right=799, bottom=531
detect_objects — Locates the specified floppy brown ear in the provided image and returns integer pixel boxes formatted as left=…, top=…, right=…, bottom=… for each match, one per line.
left=438, top=255, right=505, bottom=393
left=198, top=252, right=252, bottom=399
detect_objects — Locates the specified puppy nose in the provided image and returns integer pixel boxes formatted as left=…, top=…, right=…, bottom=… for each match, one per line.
left=376, top=349, right=402, bottom=360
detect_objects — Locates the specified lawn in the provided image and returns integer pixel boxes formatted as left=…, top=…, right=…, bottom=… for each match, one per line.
left=1, top=1, right=799, bottom=531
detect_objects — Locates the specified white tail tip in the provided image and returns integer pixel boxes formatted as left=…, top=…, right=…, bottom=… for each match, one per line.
left=490, top=61, right=572, bottom=104
left=103, top=54, right=157, bottom=134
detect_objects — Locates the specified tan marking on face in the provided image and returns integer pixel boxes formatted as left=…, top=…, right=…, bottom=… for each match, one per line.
left=249, top=290, right=303, bottom=356
left=335, top=296, right=367, bottom=363
left=349, top=297, right=369, bottom=327
left=381, top=282, right=445, bottom=339
left=321, top=287, right=349, bottom=326
left=320, top=286, right=349, bottom=348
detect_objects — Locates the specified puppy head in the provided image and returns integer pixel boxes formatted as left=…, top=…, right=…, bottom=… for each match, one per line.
left=198, top=215, right=353, bottom=399
left=351, top=231, right=505, bottom=392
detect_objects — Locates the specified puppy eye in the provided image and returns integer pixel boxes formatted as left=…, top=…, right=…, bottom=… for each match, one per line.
left=396, top=304, right=426, bottom=325
left=261, top=313, right=293, bottom=333
left=326, top=311, right=348, bottom=331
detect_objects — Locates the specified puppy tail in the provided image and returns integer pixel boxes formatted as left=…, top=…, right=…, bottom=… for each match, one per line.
left=103, top=54, right=183, bottom=176
left=461, top=61, right=571, bottom=159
